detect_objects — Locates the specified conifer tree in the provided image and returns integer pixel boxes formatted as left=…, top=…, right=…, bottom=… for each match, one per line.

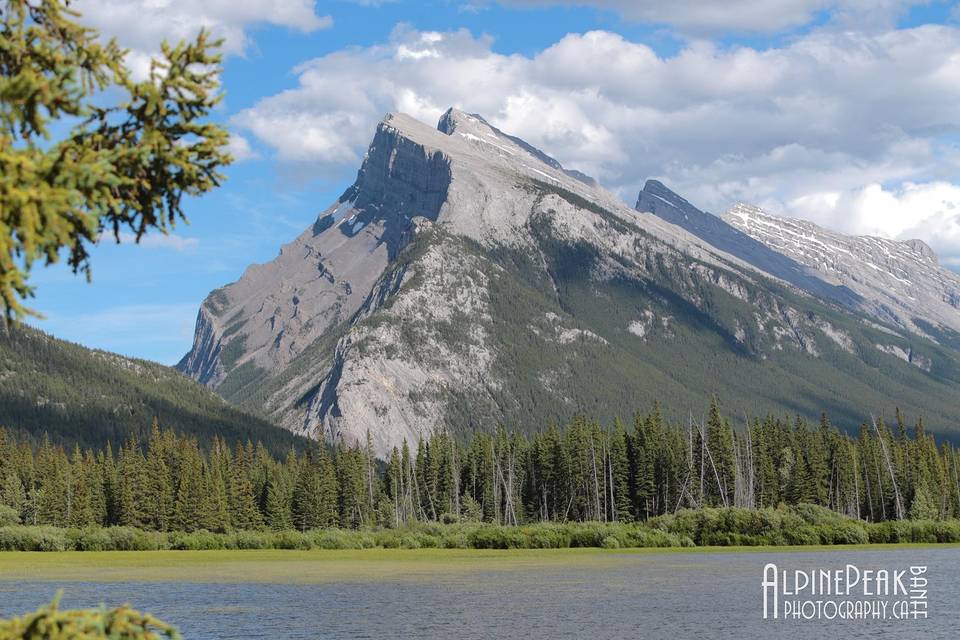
left=228, top=443, right=263, bottom=530
left=704, top=398, right=735, bottom=507
left=67, top=445, right=94, bottom=527
left=99, top=444, right=119, bottom=526
left=116, top=438, right=148, bottom=528
left=144, top=422, right=173, bottom=530
left=0, top=0, right=231, bottom=318
left=34, top=438, right=68, bottom=526
left=172, top=445, right=207, bottom=532
left=609, top=419, right=632, bottom=521
left=0, top=470, right=26, bottom=521
left=264, top=467, right=293, bottom=531
left=201, top=459, right=231, bottom=533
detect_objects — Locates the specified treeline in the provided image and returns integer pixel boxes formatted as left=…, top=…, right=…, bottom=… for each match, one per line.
left=1, top=400, right=958, bottom=532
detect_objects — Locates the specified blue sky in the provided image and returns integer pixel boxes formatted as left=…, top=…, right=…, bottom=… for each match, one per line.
left=26, top=0, right=960, bottom=364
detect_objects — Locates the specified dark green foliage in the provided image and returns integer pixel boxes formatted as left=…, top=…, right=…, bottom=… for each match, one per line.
left=0, top=593, right=180, bottom=639
left=292, top=447, right=339, bottom=531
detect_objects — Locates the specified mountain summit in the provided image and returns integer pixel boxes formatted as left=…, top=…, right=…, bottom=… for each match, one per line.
left=179, top=109, right=960, bottom=455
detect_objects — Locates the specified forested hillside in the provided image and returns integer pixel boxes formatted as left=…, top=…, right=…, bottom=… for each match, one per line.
left=0, top=324, right=305, bottom=453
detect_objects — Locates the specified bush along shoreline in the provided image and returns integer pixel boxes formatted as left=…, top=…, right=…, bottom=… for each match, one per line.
left=2, top=505, right=960, bottom=552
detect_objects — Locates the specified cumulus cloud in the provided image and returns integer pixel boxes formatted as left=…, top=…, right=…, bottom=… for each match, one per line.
left=226, top=133, right=259, bottom=162
left=231, top=23, right=960, bottom=263
left=790, top=182, right=960, bottom=262
left=72, top=0, right=332, bottom=76
left=488, top=0, right=923, bottom=34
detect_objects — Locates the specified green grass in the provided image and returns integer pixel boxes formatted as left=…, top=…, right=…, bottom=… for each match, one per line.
left=2, top=544, right=956, bottom=584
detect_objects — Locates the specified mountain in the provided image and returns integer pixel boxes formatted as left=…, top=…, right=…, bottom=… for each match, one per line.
left=0, top=323, right=306, bottom=453
left=635, top=180, right=862, bottom=307
left=179, top=108, right=960, bottom=455
left=722, top=202, right=960, bottom=340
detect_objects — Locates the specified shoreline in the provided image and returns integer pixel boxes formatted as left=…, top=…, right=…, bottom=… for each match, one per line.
left=2, top=543, right=957, bottom=585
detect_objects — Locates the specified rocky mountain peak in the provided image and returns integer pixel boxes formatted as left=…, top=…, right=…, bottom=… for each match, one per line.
left=639, top=179, right=695, bottom=210
left=904, top=238, right=938, bottom=264
left=433, top=106, right=598, bottom=188
left=436, top=107, right=486, bottom=135
left=722, top=202, right=960, bottom=334
left=179, top=109, right=960, bottom=457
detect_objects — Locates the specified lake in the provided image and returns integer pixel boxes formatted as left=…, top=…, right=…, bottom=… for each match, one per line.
left=1, top=547, right=955, bottom=639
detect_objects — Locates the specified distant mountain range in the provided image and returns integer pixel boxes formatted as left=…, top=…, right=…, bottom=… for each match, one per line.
left=0, top=324, right=305, bottom=452
left=174, top=108, right=960, bottom=455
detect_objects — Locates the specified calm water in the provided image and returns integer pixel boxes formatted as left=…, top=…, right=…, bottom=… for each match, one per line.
left=2, top=548, right=957, bottom=639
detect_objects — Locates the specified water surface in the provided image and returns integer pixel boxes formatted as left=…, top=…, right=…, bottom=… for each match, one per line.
left=2, top=547, right=955, bottom=639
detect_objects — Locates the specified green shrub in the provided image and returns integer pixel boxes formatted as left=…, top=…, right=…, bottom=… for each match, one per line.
left=0, top=505, right=20, bottom=527
left=440, top=531, right=469, bottom=549
left=274, top=531, right=312, bottom=550
left=0, top=526, right=70, bottom=552
left=569, top=524, right=608, bottom=548
left=932, top=521, right=960, bottom=543
left=168, top=530, right=228, bottom=551
left=231, top=530, right=271, bottom=549
left=814, top=521, right=869, bottom=545
left=467, top=526, right=526, bottom=549
left=312, top=529, right=357, bottom=550
left=72, top=527, right=112, bottom=551
left=524, top=525, right=571, bottom=549
left=398, top=535, right=422, bottom=549
left=375, top=529, right=402, bottom=548
left=102, top=527, right=167, bottom=551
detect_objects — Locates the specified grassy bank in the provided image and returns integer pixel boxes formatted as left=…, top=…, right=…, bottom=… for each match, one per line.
left=4, top=544, right=958, bottom=585
left=3, top=542, right=959, bottom=585
left=3, top=505, right=960, bottom=553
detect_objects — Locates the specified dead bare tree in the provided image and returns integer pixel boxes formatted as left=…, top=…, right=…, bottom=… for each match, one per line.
left=872, top=417, right=904, bottom=520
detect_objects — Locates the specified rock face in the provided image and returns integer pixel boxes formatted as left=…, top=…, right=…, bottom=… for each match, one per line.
left=722, top=202, right=960, bottom=336
left=179, top=108, right=960, bottom=456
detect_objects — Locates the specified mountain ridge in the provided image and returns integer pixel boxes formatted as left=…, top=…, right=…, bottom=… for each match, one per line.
left=722, top=201, right=960, bottom=337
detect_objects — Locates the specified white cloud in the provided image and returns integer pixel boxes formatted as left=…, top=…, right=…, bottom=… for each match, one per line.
left=72, top=0, right=332, bottom=74
left=493, top=0, right=833, bottom=33
left=489, top=0, right=924, bottom=34
left=789, top=182, right=960, bottom=262
left=115, top=232, right=200, bottom=252
left=232, top=23, right=960, bottom=262
left=226, top=133, right=258, bottom=161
